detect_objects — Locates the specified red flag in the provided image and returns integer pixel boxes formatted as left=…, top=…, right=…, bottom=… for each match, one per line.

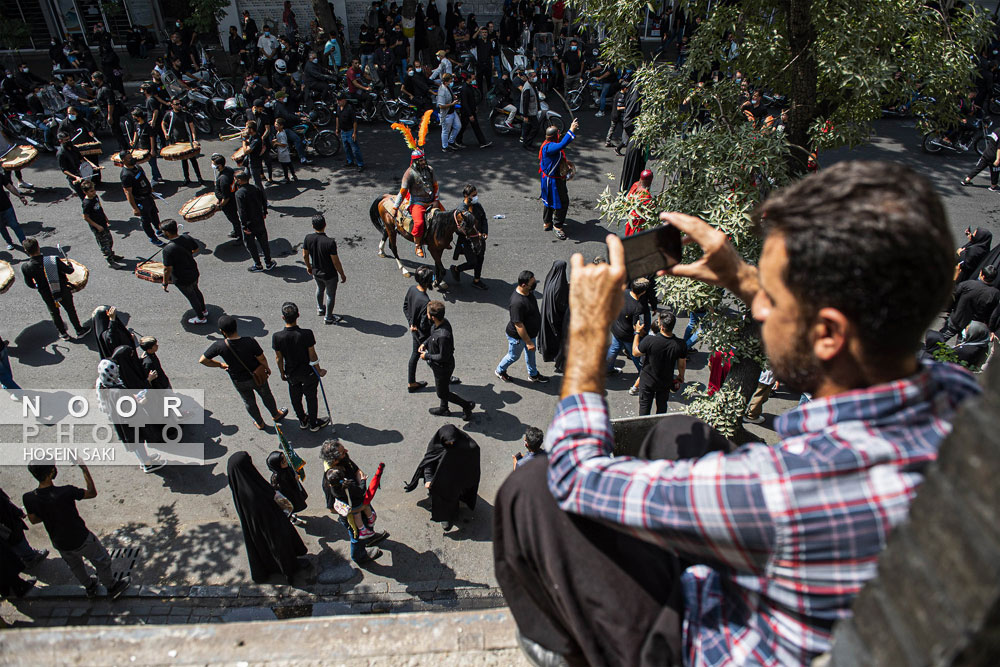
left=364, top=462, right=385, bottom=505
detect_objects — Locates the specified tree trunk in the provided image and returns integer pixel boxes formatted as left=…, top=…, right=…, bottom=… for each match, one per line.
left=782, top=0, right=818, bottom=157
left=312, top=0, right=338, bottom=36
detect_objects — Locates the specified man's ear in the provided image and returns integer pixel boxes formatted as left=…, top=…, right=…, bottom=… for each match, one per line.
left=812, top=307, right=850, bottom=362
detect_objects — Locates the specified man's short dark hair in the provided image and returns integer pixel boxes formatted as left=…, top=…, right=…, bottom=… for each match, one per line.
left=246, top=120, right=258, bottom=132
left=218, top=315, right=238, bottom=336
left=982, top=265, right=998, bottom=283
left=211, top=153, right=226, bottom=166
left=462, top=183, right=477, bottom=198
left=28, top=461, right=55, bottom=482
left=658, top=311, right=676, bottom=332
left=281, top=302, right=299, bottom=323
left=428, top=300, right=445, bottom=320
left=235, top=170, right=250, bottom=181
left=311, top=214, right=326, bottom=231
left=631, top=277, right=649, bottom=294
left=160, top=219, right=178, bottom=236
left=524, top=426, right=544, bottom=453
left=518, top=270, right=534, bottom=286
left=415, top=266, right=434, bottom=287
left=755, top=160, right=953, bottom=357
left=22, top=237, right=38, bottom=254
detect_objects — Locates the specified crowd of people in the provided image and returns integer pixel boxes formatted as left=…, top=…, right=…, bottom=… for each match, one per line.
left=1, top=4, right=998, bottom=666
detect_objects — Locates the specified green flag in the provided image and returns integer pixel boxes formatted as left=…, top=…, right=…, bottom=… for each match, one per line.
left=275, top=423, right=306, bottom=481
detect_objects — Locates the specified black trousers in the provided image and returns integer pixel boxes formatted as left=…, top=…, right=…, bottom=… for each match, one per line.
left=455, top=247, right=485, bottom=280
left=456, top=113, right=488, bottom=146
left=243, top=225, right=272, bottom=265
left=220, top=204, right=241, bottom=236
left=179, top=157, right=203, bottom=182
left=432, top=362, right=471, bottom=411
left=286, top=368, right=319, bottom=424
left=110, top=114, right=128, bottom=151
left=248, top=159, right=268, bottom=204
left=44, top=293, right=84, bottom=335
left=638, top=383, right=670, bottom=416
left=966, top=150, right=999, bottom=185
left=542, top=179, right=569, bottom=229
left=137, top=196, right=160, bottom=241
left=233, top=377, right=279, bottom=425
left=494, top=415, right=733, bottom=667
left=408, top=333, right=425, bottom=384
left=521, top=116, right=539, bottom=145
left=175, top=280, right=206, bottom=317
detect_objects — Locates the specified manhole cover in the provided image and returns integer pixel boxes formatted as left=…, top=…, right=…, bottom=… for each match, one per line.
left=109, top=546, right=142, bottom=582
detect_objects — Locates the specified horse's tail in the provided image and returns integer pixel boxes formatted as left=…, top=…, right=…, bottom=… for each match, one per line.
left=369, top=196, right=386, bottom=234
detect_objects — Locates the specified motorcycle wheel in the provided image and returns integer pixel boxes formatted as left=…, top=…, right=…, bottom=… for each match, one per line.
left=567, top=90, right=583, bottom=112
left=921, top=133, right=944, bottom=154
left=206, top=102, right=226, bottom=120
left=490, top=109, right=513, bottom=135
left=215, top=80, right=235, bottom=98
left=989, top=97, right=1000, bottom=116
left=381, top=101, right=401, bottom=123
left=194, top=113, right=213, bottom=135
left=313, top=130, right=341, bottom=157
left=976, top=136, right=988, bottom=155
left=227, top=110, right=246, bottom=127
left=312, top=105, right=333, bottom=127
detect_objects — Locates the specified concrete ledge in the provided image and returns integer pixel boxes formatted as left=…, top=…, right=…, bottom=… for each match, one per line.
left=0, top=609, right=529, bottom=667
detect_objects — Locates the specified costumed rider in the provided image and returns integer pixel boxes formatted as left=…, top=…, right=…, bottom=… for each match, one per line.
left=625, top=169, right=654, bottom=237
left=390, top=110, right=440, bottom=258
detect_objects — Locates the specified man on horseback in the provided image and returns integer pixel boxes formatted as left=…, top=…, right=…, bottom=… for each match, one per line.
left=393, top=149, right=439, bottom=258
left=390, top=110, right=440, bottom=258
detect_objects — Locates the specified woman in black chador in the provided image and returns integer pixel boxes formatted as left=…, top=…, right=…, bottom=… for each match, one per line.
left=538, top=259, right=569, bottom=374
left=227, top=452, right=308, bottom=583
left=404, top=424, right=480, bottom=530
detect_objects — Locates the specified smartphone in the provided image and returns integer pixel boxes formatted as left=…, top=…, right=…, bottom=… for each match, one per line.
left=621, top=224, right=683, bottom=282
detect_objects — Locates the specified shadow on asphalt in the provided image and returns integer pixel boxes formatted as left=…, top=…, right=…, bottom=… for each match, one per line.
left=336, top=422, right=405, bottom=446
left=341, top=315, right=407, bottom=338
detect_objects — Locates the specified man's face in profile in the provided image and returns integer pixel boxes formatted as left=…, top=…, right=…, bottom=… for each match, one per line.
left=753, top=234, right=823, bottom=393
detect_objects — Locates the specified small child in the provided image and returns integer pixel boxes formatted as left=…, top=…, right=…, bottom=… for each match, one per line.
left=324, top=467, right=376, bottom=539
left=267, top=451, right=308, bottom=526
left=80, top=179, right=121, bottom=267
left=138, top=336, right=171, bottom=389
left=274, top=118, right=297, bottom=182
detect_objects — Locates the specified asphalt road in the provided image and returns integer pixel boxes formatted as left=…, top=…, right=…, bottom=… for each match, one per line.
left=0, top=106, right=990, bottom=594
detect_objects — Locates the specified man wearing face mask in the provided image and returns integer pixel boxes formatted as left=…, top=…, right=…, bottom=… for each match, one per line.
left=402, top=61, right=433, bottom=111
left=258, top=27, right=280, bottom=86
left=242, top=75, right=270, bottom=108
left=437, top=73, right=462, bottom=152
left=454, top=73, right=492, bottom=149
left=518, top=70, right=540, bottom=148
left=92, top=72, right=128, bottom=152
left=210, top=154, right=242, bottom=239
left=451, top=184, right=489, bottom=289
left=119, top=152, right=163, bottom=247
left=161, top=99, right=206, bottom=187
left=391, top=26, right=408, bottom=86
left=304, top=51, right=338, bottom=102
left=562, top=38, right=583, bottom=94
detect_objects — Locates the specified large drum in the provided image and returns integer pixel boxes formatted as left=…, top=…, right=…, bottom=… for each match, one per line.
left=66, top=258, right=89, bottom=293
left=75, top=140, right=103, bottom=157
left=179, top=193, right=219, bottom=222
left=135, top=261, right=166, bottom=284
left=1, top=145, right=40, bottom=171
left=111, top=148, right=151, bottom=166
left=0, top=259, right=14, bottom=294
left=161, top=142, right=201, bottom=161
left=231, top=145, right=247, bottom=165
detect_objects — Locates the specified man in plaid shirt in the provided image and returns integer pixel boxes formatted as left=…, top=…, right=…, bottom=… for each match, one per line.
left=494, top=162, right=981, bottom=667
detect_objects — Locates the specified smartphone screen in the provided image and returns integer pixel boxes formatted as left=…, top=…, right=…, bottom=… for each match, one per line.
left=621, top=225, right=683, bottom=282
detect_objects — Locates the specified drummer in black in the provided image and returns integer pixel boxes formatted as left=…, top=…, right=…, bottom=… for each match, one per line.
left=80, top=179, right=120, bottom=267
left=160, top=219, right=209, bottom=325
left=20, top=237, right=90, bottom=341
left=91, top=71, right=127, bottom=151
left=210, top=154, right=242, bottom=239
left=56, top=132, right=97, bottom=200
left=130, top=108, right=164, bottom=185
left=234, top=170, right=275, bottom=273
left=160, top=98, right=205, bottom=187
left=119, top=152, right=163, bottom=247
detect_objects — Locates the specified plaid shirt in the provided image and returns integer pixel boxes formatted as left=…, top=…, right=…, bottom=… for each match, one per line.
left=546, top=361, right=980, bottom=666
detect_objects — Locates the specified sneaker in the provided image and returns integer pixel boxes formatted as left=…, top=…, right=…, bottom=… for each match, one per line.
left=248, top=264, right=264, bottom=272
left=273, top=408, right=288, bottom=422
left=84, top=577, right=100, bottom=599
left=310, top=416, right=331, bottom=432
left=187, top=315, right=208, bottom=325
left=150, top=238, right=165, bottom=247
left=595, top=110, right=605, bottom=117
left=327, top=314, right=345, bottom=324
left=59, top=332, right=73, bottom=341
left=300, top=157, right=311, bottom=164
left=628, top=385, right=639, bottom=396
left=428, top=406, right=451, bottom=416
left=228, top=231, right=240, bottom=239
left=744, top=414, right=765, bottom=424
left=607, top=366, right=622, bottom=375
left=503, top=121, right=514, bottom=129
left=108, top=576, right=131, bottom=600
left=471, top=279, right=488, bottom=290
left=960, top=178, right=972, bottom=187
left=289, top=514, right=307, bottom=526
left=442, top=145, right=454, bottom=152
left=357, top=526, right=375, bottom=539
left=140, top=457, right=166, bottom=473
left=368, top=509, right=378, bottom=525
left=990, top=186, right=1000, bottom=193
left=345, top=161, right=355, bottom=168
left=298, top=420, right=310, bottom=430
left=555, top=229, right=568, bottom=240
left=264, top=260, right=277, bottom=271
left=495, top=370, right=511, bottom=383
left=151, top=179, right=164, bottom=186
left=18, top=181, right=34, bottom=189
left=5, top=243, right=12, bottom=251
left=479, top=141, right=494, bottom=148
left=75, top=325, right=92, bottom=338
left=450, top=142, right=465, bottom=150
left=529, top=374, right=549, bottom=384
left=317, top=307, right=326, bottom=316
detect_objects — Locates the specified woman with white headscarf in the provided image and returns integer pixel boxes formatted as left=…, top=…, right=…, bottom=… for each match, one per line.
left=96, top=359, right=164, bottom=473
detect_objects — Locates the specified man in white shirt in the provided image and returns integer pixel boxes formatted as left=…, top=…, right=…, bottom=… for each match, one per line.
left=257, top=26, right=280, bottom=86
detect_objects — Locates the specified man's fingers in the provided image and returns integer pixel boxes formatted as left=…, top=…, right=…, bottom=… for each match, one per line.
left=666, top=259, right=708, bottom=280
left=660, top=212, right=714, bottom=243
left=605, top=234, right=625, bottom=270
left=569, top=251, right=585, bottom=276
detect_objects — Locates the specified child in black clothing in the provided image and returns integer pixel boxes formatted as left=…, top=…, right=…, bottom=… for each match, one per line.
left=138, top=336, right=171, bottom=389
left=266, top=451, right=308, bottom=526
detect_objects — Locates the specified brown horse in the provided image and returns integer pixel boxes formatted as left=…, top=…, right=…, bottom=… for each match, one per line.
left=369, top=195, right=466, bottom=289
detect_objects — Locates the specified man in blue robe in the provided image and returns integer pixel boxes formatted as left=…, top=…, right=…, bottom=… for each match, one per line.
left=539, top=118, right=580, bottom=241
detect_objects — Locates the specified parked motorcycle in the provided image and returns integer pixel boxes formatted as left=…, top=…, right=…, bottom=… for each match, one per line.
left=489, top=92, right=564, bottom=138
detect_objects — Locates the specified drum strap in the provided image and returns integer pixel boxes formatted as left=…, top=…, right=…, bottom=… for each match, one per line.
left=42, top=256, right=64, bottom=302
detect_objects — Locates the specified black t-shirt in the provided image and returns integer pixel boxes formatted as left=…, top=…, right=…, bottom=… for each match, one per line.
left=135, top=121, right=155, bottom=150
left=22, top=485, right=89, bottom=551
left=96, top=85, right=122, bottom=116
left=120, top=166, right=152, bottom=199
left=215, top=167, right=237, bottom=207
left=506, top=290, right=542, bottom=339
left=162, top=235, right=200, bottom=284
left=164, top=110, right=193, bottom=141
left=82, top=196, right=109, bottom=229
left=57, top=144, right=82, bottom=176
left=611, top=291, right=651, bottom=341
left=271, top=325, right=316, bottom=379
left=246, top=134, right=263, bottom=164
left=564, top=50, right=582, bottom=76
left=336, top=104, right=357, bottom=132
left=303, top=232, right=339, bottom=279
left=0, top=171, right=12, bottom=212
left=203, top=337, right=264, bottom=383
left=143, top=96, right=161, bottom=123
left=638, top=332, right=687, bottom=389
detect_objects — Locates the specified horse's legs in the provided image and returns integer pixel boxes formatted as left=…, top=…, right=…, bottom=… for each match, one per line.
left=430, top=249, right=448, bottom=290
left=389, top=232, right=410, bottom=278
left=378, top=229, right=388, bottom=258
